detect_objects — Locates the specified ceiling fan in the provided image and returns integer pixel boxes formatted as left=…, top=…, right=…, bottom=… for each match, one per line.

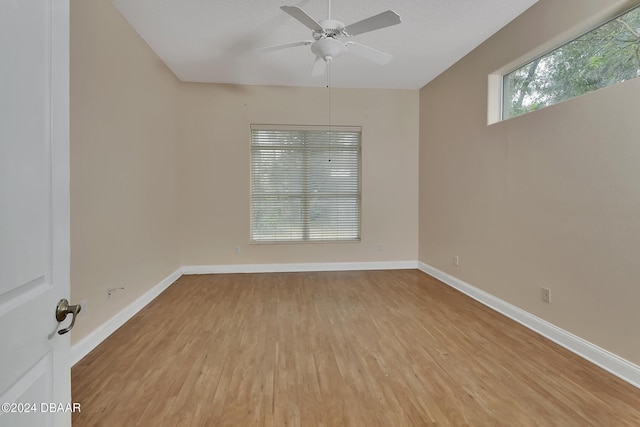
left=259, top=1, right=401, bottom=76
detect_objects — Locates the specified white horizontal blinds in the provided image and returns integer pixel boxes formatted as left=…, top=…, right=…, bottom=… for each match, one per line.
left=251, top=125, right=361, bottom=242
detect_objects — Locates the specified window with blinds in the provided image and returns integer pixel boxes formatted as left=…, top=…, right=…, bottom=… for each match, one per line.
left=250, top=125, right=361, bottom=243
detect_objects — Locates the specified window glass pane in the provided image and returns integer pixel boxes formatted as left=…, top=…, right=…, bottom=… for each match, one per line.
left=503, top=5, right=640, bottom=119
left=251, top=149, right=304, bottom=194
left=307, top=197, right=360, bottom=241
left=308, top=150, right=359, bottom=194
left=250, top=197, right=303, bottom=242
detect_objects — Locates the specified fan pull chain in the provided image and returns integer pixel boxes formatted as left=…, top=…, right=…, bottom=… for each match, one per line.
left=327, top=60, right=332, bottom=163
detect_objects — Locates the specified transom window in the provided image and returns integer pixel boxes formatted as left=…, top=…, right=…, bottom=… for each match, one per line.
left=250, top=125, right=361, bottom=243
left=502, top=4, right=640, bottom=120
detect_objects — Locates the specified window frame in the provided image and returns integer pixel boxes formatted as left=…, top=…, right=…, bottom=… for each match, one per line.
left=249, top=124, right=362, bottom=244
left=488, top=3, right=640, bottom=124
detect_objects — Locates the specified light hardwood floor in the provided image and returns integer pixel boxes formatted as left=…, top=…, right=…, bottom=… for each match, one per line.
left=72, top=270, right=640, bottom=426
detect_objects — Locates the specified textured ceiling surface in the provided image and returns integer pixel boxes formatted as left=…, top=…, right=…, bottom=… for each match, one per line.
left=111, top=0, right=538, bottom=89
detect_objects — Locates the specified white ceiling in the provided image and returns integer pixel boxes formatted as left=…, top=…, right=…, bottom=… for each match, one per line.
left=111, top=0, right=538, bottom=90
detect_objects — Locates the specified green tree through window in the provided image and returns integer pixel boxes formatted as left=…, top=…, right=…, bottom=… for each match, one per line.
left=503, top=5, right=640, bottom=119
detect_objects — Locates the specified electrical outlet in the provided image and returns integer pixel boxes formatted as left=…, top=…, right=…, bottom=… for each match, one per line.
left=79, top=299, right=88, bottom=317
left=454, top=256, right=460, bottom=267
left=234, top=246, right=241, bottom=254
left=542, top=287, right=551, bottom=303
left=376, top=243, right=384, bottom=252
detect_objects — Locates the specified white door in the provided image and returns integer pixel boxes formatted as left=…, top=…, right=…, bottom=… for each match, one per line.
left=0, top=0, right=72, bottom=426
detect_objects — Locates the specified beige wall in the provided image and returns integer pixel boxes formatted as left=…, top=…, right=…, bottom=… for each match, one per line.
left=70, top=0, right=181, bottom=344
left=70, top=0, right=418, bottom=345
left=176, top=84, right=419, bottom=265
left=73, top=0, right=639, bottom=367
left=419, top=0, right=640, bottom=364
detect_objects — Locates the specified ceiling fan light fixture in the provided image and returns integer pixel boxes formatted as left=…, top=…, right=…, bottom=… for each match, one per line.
left=311, top=37, right=346, bottom=62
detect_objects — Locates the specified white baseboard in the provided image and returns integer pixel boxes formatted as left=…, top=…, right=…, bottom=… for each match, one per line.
left=70, top=267, right=182, bottom=366
left=71, top=261, right=415, bottom=366
left=71, top=260, right=640, bottom=391
left=182, top=260, right=418, bottom=275
left=418, top=261, right=640, bottom=389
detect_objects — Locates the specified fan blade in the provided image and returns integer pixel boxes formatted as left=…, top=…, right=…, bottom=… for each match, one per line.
left=257, top=40, right=313, bottom=52
left=311, top=56, right=327, bottom=76
left=346, top=41, right=393, bottom=65
left=281, top=6, right=324, bottom=32
left=343, top=10, right=401, bottom=36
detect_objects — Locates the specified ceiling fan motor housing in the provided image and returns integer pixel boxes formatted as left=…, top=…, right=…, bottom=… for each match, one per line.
left=314, top=19, right=346, bottom=39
